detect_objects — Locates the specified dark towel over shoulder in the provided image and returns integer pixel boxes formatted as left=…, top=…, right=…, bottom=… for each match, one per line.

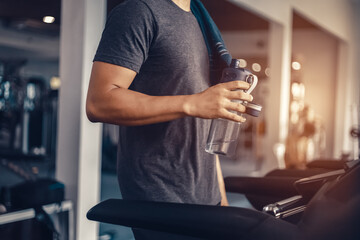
left=191, top=0, right=232, bottom=84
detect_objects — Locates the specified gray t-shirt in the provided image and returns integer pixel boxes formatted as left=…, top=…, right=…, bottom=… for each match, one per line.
left=94, top=0, right=221, bottom=205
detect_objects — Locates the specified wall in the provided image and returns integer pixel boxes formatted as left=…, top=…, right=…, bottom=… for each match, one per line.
left=222, top=30, right=268, bottom=57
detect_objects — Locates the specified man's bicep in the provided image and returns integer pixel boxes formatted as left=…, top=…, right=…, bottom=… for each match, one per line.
left=86, top=61, right=137, bottom=122
left=89, top=61, right=137, bottom=92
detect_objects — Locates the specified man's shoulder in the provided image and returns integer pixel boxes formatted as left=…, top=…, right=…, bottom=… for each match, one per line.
left=111, top=0, right=151, bottom=14
left=112, top=0, right=167, bottom=13
left=108, top=0, right=175, bottom=27
left=107, top=0, right=159, bottom=25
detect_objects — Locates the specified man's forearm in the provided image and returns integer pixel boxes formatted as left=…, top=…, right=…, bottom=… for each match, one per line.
left=86, top=61, right=253, bottom=126
left=87, top=86, right=192, bottom=126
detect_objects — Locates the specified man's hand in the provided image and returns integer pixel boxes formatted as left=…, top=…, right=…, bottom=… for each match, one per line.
left=184, top=81, right=253, bottom=122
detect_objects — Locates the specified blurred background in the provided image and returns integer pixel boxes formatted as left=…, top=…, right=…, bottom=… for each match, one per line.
left=0, top=0, right=359, bottom=239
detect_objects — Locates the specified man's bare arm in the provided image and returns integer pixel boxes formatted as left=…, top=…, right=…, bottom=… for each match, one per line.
left=86, top=61, right=253, bottom=126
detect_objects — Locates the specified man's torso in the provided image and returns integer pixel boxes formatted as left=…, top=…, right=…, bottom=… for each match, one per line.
left=96, top=0, right=221, bottom=205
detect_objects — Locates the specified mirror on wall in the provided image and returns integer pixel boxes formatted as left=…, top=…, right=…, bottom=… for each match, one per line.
left=285, top=11, right=341, bottom=169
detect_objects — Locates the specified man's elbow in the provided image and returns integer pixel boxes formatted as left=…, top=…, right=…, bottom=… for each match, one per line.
left=86, top=99, right=100, bottom=123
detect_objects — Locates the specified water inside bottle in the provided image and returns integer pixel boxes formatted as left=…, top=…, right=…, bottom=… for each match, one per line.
left=205, top=118, right=241, bottom=156
left=205, top=140, right=238, bottom=155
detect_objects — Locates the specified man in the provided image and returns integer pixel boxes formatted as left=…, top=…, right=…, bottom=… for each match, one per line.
left=86, top=0, right=253, bottom=239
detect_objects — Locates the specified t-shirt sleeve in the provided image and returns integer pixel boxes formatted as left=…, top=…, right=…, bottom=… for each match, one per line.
left=94, top=0, right=156, bottom=73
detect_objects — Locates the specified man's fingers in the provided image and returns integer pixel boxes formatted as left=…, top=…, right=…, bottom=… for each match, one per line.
left=220, top=109, right=246, bottom=123
left=226, top=101, right=246, bottom=113
left=226, top=90, right=253, bottom=102
left=223, top=80, right=250, bottom=91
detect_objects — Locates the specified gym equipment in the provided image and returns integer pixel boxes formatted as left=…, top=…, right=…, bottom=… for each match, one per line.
left=224, top=159, right=346, bottom=211
left=87, top=160, right=360, bottom=240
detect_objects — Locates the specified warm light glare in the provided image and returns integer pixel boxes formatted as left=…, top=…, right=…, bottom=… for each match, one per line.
left=291, top=101, right=300, bottom=113
left=50, top=76, right=61, bottom=90
left=292, top=83, right=301, bottom=98
left=273, top=143, right=286, bottom=169
left=252, top=63, right=261, bottom=72
left=291, top=82, right=305, bottom=99
left=292, top=61, right=301, bottom=70
left=300, top=85, right=305, bottom=99
left=239, top=59, right=247, bottom=68
left=43, top=16, right=55, bottom=24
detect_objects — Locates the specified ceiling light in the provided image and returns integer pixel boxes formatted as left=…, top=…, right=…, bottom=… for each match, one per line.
left=239, top=59, right=247, bottom=68
left=292, top=61, right=301, bottom=70
left=265, top=67, right=270, bottom=77
left=43, top=16, right=55, bottom=24
left=50, top=76, right=61, bottom=90
left=252, top=63, right=261, bottom=72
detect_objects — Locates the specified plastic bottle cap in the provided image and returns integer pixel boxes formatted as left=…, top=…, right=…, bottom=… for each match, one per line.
left=244, top=102, right=262, bottom=117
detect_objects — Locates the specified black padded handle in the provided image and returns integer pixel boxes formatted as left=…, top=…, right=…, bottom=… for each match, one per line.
left=87, top=199, right=298, bottom=240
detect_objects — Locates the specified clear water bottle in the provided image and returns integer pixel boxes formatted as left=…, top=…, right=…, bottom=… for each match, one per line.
left=205, top=59, right=262, bottom=156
